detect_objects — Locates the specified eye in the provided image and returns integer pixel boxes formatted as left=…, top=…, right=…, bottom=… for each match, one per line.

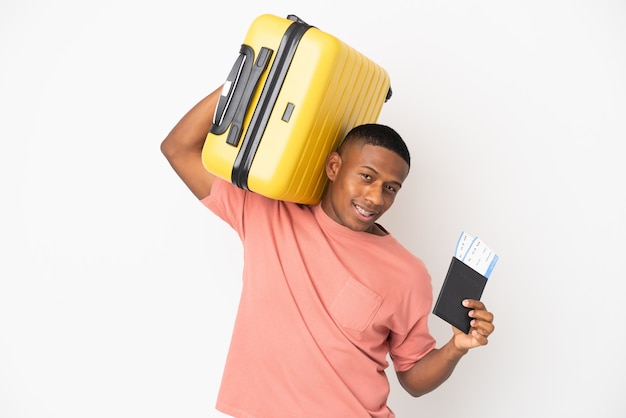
left=360, top=173, right=373, bottom=181
left=385, top=184, right=398, bottom=193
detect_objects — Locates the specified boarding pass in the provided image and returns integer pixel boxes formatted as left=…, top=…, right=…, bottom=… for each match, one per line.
left=455, top=231, right=499, bottom=278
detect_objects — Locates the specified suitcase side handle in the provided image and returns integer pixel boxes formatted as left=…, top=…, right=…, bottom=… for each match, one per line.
left=210, top=45, right=273, bottom=147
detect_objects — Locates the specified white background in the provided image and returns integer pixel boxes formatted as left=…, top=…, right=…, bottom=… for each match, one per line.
left=1, top=1, right=625, bottom=417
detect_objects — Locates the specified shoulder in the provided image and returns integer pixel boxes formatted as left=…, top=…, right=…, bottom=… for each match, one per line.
left=381, top=237, right=431, bottom=287
left=206, top=178, right=314, bottom=222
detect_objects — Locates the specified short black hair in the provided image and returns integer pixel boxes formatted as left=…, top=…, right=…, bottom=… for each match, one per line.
left=339, top=123, right=411, bottom=168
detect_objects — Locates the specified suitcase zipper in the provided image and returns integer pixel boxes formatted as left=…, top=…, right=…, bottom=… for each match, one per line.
left=231, top=17, right=312, bottom=191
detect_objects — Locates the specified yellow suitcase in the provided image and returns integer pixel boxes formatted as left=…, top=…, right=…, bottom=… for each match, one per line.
left=202, top=14, right=392, bottom=205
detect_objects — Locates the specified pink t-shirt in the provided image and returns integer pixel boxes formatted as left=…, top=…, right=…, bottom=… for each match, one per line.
left=202, top=178, right=436, bottom=418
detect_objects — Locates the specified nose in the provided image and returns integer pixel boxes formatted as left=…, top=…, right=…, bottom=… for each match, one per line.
left=364, top=185, right=384, bottom=207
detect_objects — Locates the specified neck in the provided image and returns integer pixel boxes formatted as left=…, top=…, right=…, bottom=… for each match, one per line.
left=369, top=223, right=388, bottom=236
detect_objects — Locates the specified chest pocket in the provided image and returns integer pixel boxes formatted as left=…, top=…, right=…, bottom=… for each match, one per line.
left=329, top=277, right=383, bottom=333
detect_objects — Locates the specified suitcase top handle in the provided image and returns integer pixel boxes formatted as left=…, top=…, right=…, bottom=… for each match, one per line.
left=211, top=14, right=309, bottom=142
left=287, top=14, right=309, bottom=25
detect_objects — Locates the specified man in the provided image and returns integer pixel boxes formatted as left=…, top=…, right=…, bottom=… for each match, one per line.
left=161, top=85, right=495, bottom=417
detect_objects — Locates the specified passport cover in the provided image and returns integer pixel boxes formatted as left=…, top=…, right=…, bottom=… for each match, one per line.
left=433, top=256, right=488, bottom=334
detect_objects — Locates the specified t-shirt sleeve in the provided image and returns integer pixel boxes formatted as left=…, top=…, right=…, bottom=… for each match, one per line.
left=388, top=317, right=436, bottom=372
left=200, top=178, right=248, bottom=236
left=387, top=261, right=437, bottom=372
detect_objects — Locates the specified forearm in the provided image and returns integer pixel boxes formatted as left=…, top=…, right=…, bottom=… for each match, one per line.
left=396, top=338, right=468, bottom=397
left=161, top=86, right=221, bottom=159
left=161, top=85, right=223, bottom=199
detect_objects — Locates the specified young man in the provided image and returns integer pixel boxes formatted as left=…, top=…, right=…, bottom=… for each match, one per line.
left=161, top=85, right=495, bottom=417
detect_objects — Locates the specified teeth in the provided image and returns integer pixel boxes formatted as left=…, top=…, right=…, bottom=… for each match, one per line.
left=356, top=205, right=374, bottom=217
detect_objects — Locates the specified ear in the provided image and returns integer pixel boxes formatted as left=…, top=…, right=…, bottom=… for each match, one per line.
left=325, top=151, right=342, bottom=181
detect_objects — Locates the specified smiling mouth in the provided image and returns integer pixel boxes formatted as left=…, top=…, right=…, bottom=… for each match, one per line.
left=354, top=204, right=377, bottom=219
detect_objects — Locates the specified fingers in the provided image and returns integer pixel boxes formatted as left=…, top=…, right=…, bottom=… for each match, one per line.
left=464, top=299, right=495, bottom=340
left=462, top=298, right=485, bottom=310
left=470, top=317, right=495, bottom=340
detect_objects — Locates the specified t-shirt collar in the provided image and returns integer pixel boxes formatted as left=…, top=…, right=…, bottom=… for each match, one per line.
left=312, top=204, right=390, bottom=241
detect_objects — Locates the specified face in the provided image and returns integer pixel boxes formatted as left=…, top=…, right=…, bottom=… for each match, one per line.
left=321, top=142, right=409, bottom=234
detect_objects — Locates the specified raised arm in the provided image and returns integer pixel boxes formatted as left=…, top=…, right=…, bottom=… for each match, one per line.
left=161, top=85, right=223, bottom=199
